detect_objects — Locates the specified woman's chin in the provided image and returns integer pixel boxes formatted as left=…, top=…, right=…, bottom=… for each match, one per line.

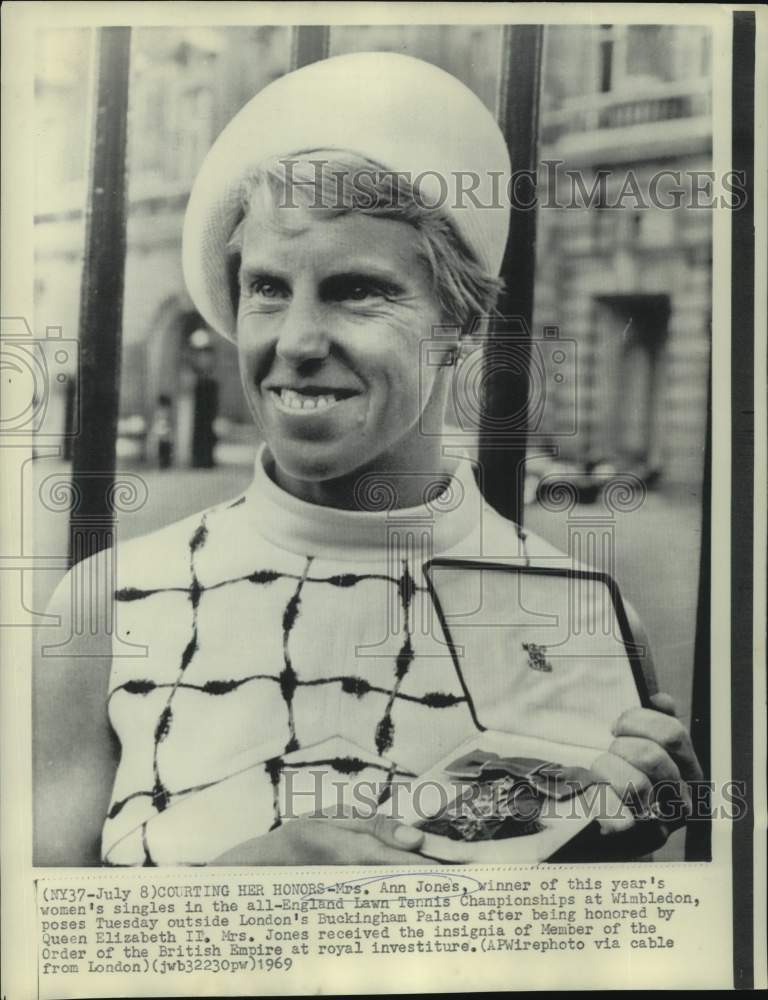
left=269, top=444, right=366, bottom=490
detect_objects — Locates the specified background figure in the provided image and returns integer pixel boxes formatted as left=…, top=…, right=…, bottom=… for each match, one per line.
left=151, top=393, right=174, bottom=469
left=191, top=345, right=219, bottom=469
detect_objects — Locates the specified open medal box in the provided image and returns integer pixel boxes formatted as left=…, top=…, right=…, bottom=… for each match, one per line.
left=378, top=559, right=651, bottom=863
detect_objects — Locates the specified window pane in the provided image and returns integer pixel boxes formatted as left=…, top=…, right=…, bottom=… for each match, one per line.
left=626, top=25, right=672, bottom=81
left=330, top=24, right=501, bottom=115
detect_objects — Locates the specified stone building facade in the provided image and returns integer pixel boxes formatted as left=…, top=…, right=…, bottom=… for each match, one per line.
left=533, top=24, right=712, bottom=490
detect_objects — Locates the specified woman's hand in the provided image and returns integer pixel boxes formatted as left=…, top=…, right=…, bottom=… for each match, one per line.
left=592, top=692, right=704, bottom=836
left=211, top=812, right=425, bottom=866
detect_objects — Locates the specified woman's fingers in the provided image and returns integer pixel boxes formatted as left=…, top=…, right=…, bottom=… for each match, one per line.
left=608, top=735, right=692, bottom=817
left=592, top=731, right=695, bottom=837
left=319, top=825, right=425, bottom=864
left=593, top=695, right=704, bottom=838
left=609, top=735, right=682, bottom=786
left=368, top=812, right=425, bottom=852
left=315, top=808, right=425, bottom=854
left=612, top=706, right=704, bottom=782
left=589, top=752, right=646, bottom=833
left=649, top=691, right=678, bottom=717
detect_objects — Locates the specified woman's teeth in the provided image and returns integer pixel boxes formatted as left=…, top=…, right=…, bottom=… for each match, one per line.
left=275, top=388, right=339, bottom=411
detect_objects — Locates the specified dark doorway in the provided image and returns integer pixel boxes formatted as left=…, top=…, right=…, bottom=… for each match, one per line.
left=589, top=293, right=671, bottom=479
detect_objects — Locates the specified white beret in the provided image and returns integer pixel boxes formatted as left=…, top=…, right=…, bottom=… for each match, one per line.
left=182, top=51, right=511, bottom=341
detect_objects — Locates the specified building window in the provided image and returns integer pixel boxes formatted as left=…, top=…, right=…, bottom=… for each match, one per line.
left=599, top=26, right=614, bottom=93
left=175, top=85, right=214, bottom=182
left=595, top=25, right=682, bottom=93
left=625, top=25, right=672, bottom=83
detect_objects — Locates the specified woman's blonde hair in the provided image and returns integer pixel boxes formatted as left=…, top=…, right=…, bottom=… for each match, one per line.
left=226, top=150, right=503, bottom=330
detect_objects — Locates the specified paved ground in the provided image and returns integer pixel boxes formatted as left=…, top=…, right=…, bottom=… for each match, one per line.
left=28, top=454, right=702, bottom=860
left=525, top=491, right=702, bottom=723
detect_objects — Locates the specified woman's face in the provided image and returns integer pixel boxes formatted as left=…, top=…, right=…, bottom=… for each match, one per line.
left=235, top=206, right=454, bottom=492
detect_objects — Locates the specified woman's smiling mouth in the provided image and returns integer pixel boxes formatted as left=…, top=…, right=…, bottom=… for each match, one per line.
left=267, top=385, right=362, bottom=415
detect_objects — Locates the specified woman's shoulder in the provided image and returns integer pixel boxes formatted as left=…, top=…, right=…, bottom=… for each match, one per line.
left=476, top=499, right=572, bottom=566
left=46, top=492, right=248, bottom=618
left=115, top=506, right=213, bottom=589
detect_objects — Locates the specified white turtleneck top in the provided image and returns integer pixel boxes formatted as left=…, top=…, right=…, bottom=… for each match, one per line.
left=101, top=449, right=641, bottom=865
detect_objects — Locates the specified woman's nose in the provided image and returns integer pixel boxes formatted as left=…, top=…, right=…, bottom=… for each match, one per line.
left=275, top=294, right=330, bottom=366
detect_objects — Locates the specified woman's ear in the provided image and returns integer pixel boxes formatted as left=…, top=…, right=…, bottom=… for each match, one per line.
left=429, top=319, right=462, bottom=367
left=457, top=314, right=487, bottom=365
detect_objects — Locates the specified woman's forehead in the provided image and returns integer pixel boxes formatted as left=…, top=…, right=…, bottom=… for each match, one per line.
left=239, top=207, right=428, bottom=277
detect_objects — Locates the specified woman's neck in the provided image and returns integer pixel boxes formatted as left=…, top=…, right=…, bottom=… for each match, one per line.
left=247, top=443, right=480, bottom=559
left=270, top=448, right=457, bottom=511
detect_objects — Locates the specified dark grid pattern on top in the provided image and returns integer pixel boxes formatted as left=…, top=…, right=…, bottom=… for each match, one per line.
left=107, top=506, right=526, bottom=865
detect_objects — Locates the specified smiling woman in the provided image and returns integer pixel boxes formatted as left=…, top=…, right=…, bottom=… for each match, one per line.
left=33, top=50, right=701, bottom=868
left=239, top=223, right=445, bottom=499
left=221, top=154, right=502, bottom=504
left=236, top=203, right=449, bottom=499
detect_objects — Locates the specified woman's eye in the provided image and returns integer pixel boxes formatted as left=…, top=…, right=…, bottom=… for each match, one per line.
left=347, top=284, right=374, bottom=301
left=244, top=276, right=287, bottom=300
left=326, top=277, right=393, bottom=303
